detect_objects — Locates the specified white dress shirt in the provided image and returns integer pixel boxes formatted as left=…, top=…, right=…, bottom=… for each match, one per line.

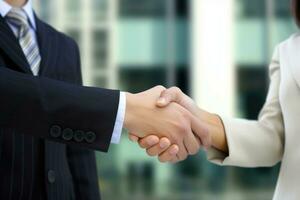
left=0, top=0, right=125, bottom=144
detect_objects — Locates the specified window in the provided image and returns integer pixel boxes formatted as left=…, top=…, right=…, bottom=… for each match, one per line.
left=93, top=30, right=108, bottom=69
left=92, top=0, right=108, bottom=20
left=120, top=0, right=166, bottom=17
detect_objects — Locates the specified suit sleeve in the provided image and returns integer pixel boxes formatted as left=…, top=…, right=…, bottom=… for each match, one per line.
left=0, top=65, right=119, bottom=152
left=207, top=46, right=285, bottom=167
left=67, top=43, right=101, bottom=200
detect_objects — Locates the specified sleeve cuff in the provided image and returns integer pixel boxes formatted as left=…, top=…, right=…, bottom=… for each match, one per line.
left=110, top=92, right=126, bottom=144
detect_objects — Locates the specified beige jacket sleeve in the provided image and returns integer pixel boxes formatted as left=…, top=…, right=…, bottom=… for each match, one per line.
left=207, top=46, right=284, bottom=167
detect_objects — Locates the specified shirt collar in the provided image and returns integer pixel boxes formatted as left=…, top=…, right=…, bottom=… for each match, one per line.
left=0, top=0, right=36, bottom=30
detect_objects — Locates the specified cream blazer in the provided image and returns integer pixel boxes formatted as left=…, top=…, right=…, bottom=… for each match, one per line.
left=207, top=33, right=300, bottom=200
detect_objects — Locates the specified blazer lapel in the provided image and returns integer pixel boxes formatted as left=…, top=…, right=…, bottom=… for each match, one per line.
left=35, top=15, right=58, bottom=76
left=0, top=16, right=32, bottom=74
left=286, top=36, right=300, bottom=89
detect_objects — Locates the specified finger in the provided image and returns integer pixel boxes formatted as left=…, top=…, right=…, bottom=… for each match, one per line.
left=158, top=144, right=179, bottom=163
left=183, top=130, right=201, bottom=155
left=138, top=135, right=160, bottom=149
left=146, top=138, right=171, bottom=157
left=159, top=137, right=172, bottom=149
left=156, top=87, right=183, bottom=107
left=129, top=134, right=139, bottom=142
left=176, top=141, right=188, bottom=161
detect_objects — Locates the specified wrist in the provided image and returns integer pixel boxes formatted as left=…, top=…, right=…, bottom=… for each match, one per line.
left=124, top=92, right=135, bottom=131
left=210, top=115, right=228, bottom=153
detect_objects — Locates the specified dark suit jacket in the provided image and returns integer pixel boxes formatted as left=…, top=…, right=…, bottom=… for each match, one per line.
left=0, top=14, right=120, bottom=200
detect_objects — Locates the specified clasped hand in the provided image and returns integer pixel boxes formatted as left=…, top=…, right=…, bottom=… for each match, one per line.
left=124, top=86, right=213, bottom=163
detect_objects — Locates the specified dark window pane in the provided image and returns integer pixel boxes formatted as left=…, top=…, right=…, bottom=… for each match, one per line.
left=238, top=0, right=291, bottom=19
left=119, top=67, right=167, bottom=93
left=93, top=77, right=107, bottom=87
left=175, top=66, right=190, bottom=95
left=119, top=0, right=166, bottom=17
left=238, top=0, right=266, bottom=18
left=237, top=66, right=268, bottom=119
left=92, top=0, right=108, bottom=20
left=38, top=0, right=52, bottom=22
left=93, top=30, right=108, bottom=69
left=120, top=0, right=188, bottom=18
left=275, top=0, right=291, bottom=18
left=176, top=0, right=188, bottom=18
left=66, top=0, right=81, bottom=20
left=66, top=29, right=81, bottom=44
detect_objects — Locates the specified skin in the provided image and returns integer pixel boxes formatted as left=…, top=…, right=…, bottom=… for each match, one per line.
left=124, top=86, right=201, bottom=161
left=5, top=0, right=27, bottom=7
left=130, top=87, right=228, bottom=163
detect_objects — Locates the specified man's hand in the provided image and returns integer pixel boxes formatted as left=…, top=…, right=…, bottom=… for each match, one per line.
left=130, top=87, right=226, bottom=163
left=124, top=86, right=201, bottom=161
left=129, top=134, right=180, bottom=162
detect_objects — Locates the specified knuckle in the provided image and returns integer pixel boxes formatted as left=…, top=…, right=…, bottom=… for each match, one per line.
left=160, top=137, right=170, bottom=146
left=170, top=86, right=182, bottom=94
left=182, top=125, right=190, bottom=136
left=175, top=122, right=189, bottom=134
left=156, top=85, right=166, bottom=90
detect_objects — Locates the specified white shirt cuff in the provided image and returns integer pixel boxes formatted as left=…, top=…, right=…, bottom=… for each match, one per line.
left=110, top=91, right=126, bottom=144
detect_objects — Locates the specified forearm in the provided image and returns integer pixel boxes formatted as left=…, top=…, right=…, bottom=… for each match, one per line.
left=208, top=115, right=228, bottom=153
left=0, top=67, right=119, bottom=151
left=193, top=108, right=228, bottom=153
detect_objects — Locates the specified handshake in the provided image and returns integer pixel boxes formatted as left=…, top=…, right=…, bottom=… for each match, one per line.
left=123, top=86, right=227, bottom=163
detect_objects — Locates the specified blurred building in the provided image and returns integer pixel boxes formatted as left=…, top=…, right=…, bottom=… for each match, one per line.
left=33, top=0, right=297, bottom=199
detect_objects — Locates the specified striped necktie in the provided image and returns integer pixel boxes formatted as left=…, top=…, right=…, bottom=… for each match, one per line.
left=5, top=8, right=41, bottom=76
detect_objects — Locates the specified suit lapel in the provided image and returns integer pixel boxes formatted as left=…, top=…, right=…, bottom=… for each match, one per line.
left=286, top=36, right=300, bottom=89
left=0, top=16, right=32, bottom=74
left=35, top=15, right=58, bottom=76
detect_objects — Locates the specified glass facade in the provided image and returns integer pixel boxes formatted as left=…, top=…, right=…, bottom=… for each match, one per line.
left=34, top=0, right=297, bottom=199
